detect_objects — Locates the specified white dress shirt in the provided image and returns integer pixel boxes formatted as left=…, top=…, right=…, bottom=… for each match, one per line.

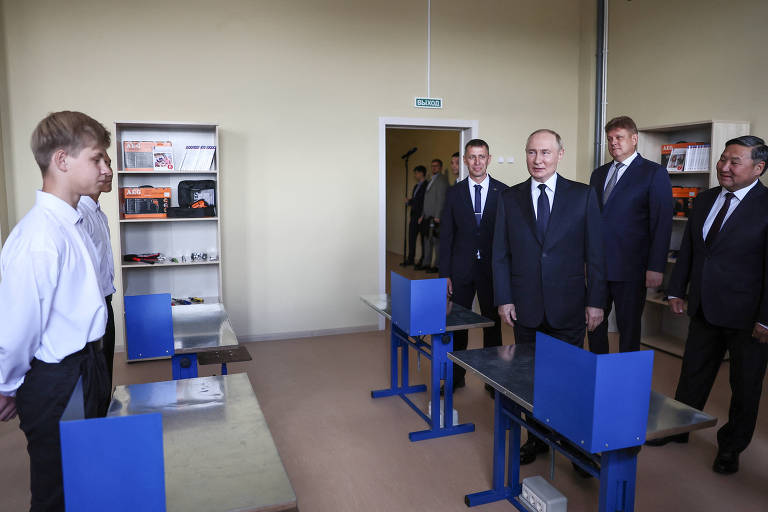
left=702, top=179, right=759, bottom=240
left=468, top=173, right=490, bottom=216
left=531, top=172, right=558, bottom=218
left=604, top=151, right=638, bottom=189
left=0, top=191, right=107, bottom=396
left=78, top=196, right=116, bottom=296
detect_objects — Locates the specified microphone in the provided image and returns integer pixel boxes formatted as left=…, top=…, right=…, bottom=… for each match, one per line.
left=401, top=147, right=418, bottom=159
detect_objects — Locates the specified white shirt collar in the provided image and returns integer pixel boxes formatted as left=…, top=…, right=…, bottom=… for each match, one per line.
left=78, top=195, right=100, bottom=213
left=468, top=173, right=490, bottom=191
left=530, top=172, right=558, bottom=194
left=616, top=151, right=638, bottom=168
left=37, top=190, right=82, bottom=224
left=722, top=178, right=759, bottom=201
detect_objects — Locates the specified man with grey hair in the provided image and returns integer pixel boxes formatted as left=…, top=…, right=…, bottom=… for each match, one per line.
left=493, top=128, right=606, bottom=466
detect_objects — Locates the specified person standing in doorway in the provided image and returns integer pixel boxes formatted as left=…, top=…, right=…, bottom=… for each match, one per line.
left=417, top=158, right=448, bottom=272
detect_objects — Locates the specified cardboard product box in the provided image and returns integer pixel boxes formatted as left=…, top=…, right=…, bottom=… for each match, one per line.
left=120, top=187, right=171, bottom=218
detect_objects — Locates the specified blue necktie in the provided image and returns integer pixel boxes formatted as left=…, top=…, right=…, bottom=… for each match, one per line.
left=474, top=184, right=482, bottom=225
left=536, top=183, right=550, bottom=240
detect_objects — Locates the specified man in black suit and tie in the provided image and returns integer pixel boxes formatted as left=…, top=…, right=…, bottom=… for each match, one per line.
left=439, top=139, right=507, bottom=394
left=404, top=165, right=427, bottom=266
left=588, top=116, right=673, bottom=354
left=647, top=136, right=768, bottom=475
left=493, top=129, right=606, bottom=465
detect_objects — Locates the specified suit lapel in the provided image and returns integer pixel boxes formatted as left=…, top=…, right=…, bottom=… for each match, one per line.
left=482, top=180, right=500, bottom=227
left=516, top=178, right=540, bottom=244
left=714, top=181, right=766, bottom=245
left=603, top=156, right=640, bottom=206
left=459, top=178, right=475, bottom=219
left=594, top=164, right=609, bottom=205
left=692, top=188, right=720, bottom=244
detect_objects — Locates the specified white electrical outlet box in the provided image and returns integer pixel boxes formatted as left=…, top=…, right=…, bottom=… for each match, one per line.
left=520, top=476, right=567, bottom=512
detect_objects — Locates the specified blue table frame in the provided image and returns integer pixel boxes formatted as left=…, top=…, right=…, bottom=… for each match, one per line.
left=449, top=345, right=718, bottom=511
left=362, top=294, right=494, bottom=442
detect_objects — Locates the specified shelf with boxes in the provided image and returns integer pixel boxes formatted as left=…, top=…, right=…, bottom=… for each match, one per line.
left=637, top=120, right=749, bottom=356
left=115, top=121, right=223, bottom=360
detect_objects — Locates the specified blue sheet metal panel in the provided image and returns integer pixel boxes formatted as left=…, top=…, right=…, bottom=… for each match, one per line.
left=60, top=414, right=166, bottom=511
left=592, top=350, right=654, bottom=451
left=390, top=272, right=447, bottom=336
left=532, top=333, right=597, bottom=451
left=125, top=293, right=174, bottom=360
left=533, top=333, right=654, bottom=453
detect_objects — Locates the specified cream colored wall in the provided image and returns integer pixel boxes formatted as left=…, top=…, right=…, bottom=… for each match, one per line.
left=0, top=0, right=596, bottom=344
left=385, top=128, right=460, bottom=256
left=606, top=0, right=764, bottom=143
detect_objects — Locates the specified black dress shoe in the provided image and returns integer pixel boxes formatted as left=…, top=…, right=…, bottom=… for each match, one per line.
left=484, top=383, right=496, bottom=399
left=520, top=437, right=549, bottom=465
left=440, top=377, right=466, bottom=396
left=645, top=433, right=689, bottom=446
left=414, top=264, right=425, bottom=270
left=426, top=266, right=439, bottom=273
left=398, top=260, right=412, bottom=267
left=713, top=451, right=739, bottom=474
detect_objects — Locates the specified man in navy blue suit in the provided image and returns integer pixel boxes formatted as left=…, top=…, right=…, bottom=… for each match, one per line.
left=493, top=129, right=606, bottom=465
left=404, top=165, right=427, bottom=266
left=439, top=139, right=507, bottom=395
left=647, top=136, right=768, bottom=476
left=588, top=116, right=673, bottom=354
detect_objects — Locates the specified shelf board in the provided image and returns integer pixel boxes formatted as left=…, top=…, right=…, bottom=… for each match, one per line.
left=118, top=170, right=217, bottom=174
left=120, top=217, right=218, bottom=223
left=667, top=171, right=710, bottom=175
left=122, top=260, right=220, bottom=269
left=641, top=334, right=686, bottom=358
left=673, top=217, right=688, bottom=221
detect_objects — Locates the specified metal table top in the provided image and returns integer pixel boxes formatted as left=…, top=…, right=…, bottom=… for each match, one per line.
left=172, top=303, right=239, bottom=354
left=361, top=293, right=495, bottom=331
left=449, top=345, right=717, bottom=440
left=108, top=373, right=297, bottom=512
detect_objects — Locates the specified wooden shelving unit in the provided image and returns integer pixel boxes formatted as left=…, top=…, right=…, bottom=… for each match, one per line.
left=115, top=121, right=222, bottom=360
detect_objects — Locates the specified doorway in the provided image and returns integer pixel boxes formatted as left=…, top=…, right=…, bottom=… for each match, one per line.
left=377, top=117, right=478, bottom=300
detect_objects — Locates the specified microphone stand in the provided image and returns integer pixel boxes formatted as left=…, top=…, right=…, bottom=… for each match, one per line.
left=400, top=154, right=410, bottom=266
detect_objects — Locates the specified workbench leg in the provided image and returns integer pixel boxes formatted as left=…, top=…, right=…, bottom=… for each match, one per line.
left=372, top=326, right=426, bottom=398
left=599, top=448, right=639, bottom=512
left=465, top=393, right=516, bottom=506
left=408, top=331, right=474, bottom=442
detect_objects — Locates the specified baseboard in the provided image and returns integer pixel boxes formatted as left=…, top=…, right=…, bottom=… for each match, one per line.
left=239, top=324, right=381, bottom=343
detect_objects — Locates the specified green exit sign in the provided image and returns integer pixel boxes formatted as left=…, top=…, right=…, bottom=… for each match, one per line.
left=414, top=97, right=443, bottom=109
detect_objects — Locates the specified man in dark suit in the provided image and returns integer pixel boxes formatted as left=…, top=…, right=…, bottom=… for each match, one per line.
left=493, top=129, right=606, bottom=465
left=588, top=116, right=673, bottom=354
left=404, top=165, right=427, bottom=266
left=647, top=136, right=768, bottom=475
left=439, top=139, right=507, bottom=395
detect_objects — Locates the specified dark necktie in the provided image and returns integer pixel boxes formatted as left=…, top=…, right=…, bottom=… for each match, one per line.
left=474, top=184, right=482, bottom=225
left=704, top=192, right=735, bottom=248
left=536, top=183, right=550, bottom=240
left=603, top=162, right=624, bottom=205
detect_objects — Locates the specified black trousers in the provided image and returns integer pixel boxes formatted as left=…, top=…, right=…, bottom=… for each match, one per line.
left=407, top=216, right=421, bottom=263
left=588, top=279, right=646, bottom=354
left=451, top=265, right=502, bottom=381
left=675, top=310, right=768, bottom=454
left=513, top=316, right=586, bottom=348
left=15, top=342, right=111, bottom=512
left=104, top=294, right=115, bottom=404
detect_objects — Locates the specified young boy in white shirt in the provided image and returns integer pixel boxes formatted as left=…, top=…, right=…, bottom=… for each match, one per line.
left=0, top=110, right=113, bottom=511
left=77, top=152, right=116, bottom=410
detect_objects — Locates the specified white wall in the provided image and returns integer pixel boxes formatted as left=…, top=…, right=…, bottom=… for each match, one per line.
left=0, top=0, right=598, bottom=345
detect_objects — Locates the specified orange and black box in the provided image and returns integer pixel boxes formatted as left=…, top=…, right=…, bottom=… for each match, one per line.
left=120, top=187, right=171, bottom=218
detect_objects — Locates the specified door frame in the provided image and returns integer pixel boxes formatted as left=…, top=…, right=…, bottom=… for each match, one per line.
left=377, top=117, right=479, bottom=321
